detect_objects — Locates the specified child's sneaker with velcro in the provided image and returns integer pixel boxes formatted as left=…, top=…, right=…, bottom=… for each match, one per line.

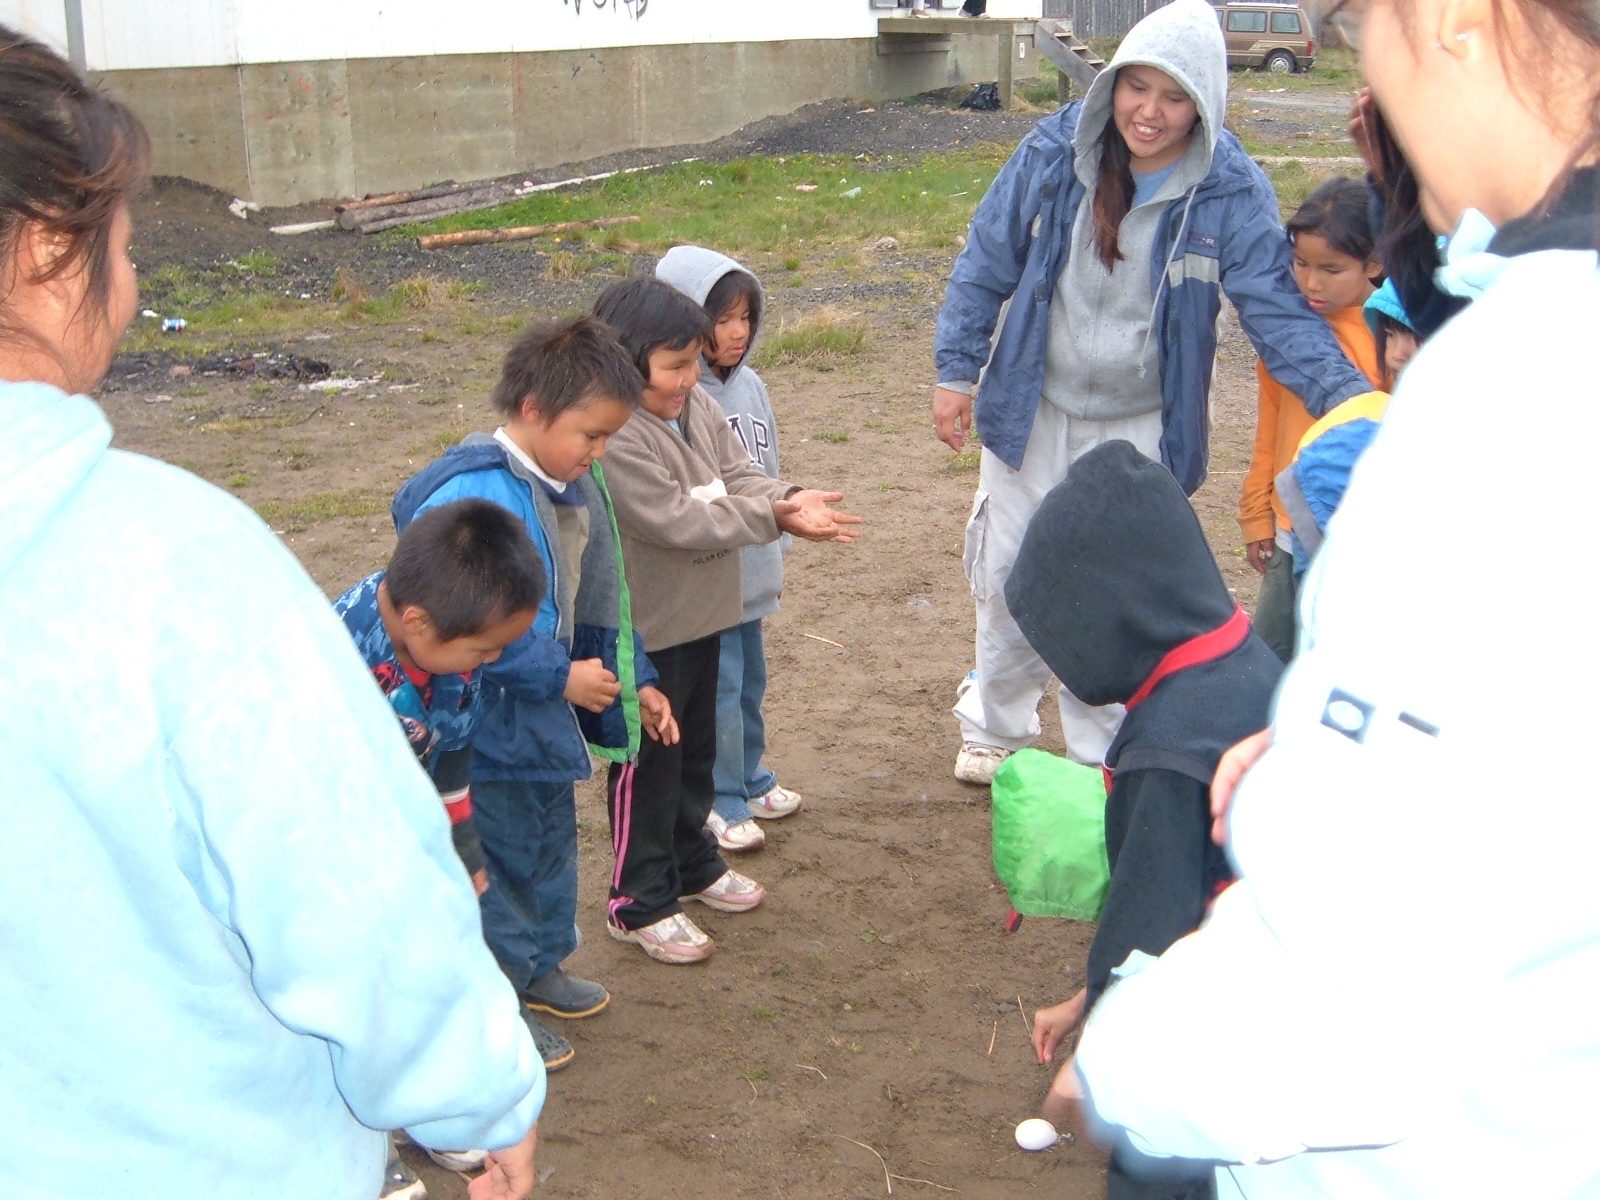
left=682, top=869, right=765, bottom=912
left=608, top=911, right=715, bottom=964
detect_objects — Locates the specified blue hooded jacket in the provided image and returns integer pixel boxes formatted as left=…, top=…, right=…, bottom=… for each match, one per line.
left=935, top=17, right=1370, bottom=492
left=392, top=435, right=656, bottom=784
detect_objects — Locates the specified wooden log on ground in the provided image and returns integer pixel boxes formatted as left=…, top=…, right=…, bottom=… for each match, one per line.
left=417, top=215, right=641, bottom=251
left=340, top=184, right=516, bottom=231
left=355, top=188, right=537, bottom=235
left=335, top=181, right=461, bottom=215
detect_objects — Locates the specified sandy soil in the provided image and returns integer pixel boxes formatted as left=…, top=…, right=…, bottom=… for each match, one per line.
left=101, top=86, right=1333, bottom=1200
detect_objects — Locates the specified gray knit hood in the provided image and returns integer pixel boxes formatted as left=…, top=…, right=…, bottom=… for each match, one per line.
left=654, top=244, right=765, bottom=387
left=1072, top=0, right=1228, bottom=193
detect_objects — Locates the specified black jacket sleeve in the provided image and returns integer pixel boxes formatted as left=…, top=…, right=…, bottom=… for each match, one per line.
left=1085, top=768, right=1231, bottom=1011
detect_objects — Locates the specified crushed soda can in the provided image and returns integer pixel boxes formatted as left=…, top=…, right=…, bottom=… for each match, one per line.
left=161, top=318, right=187, bottom=333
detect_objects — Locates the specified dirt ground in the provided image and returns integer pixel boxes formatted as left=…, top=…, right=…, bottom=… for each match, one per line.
left=103, top=82, right=1348, bottom=1200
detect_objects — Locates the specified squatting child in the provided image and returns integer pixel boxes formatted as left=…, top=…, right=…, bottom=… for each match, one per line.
left=594, top=276, right=860, bottom=965
left=1007, top=441, right=1283, bottom=1200
left=391, top=316, right=677, bottom=1072
left=1237, top=176, right=1384, bottom=662
left=656, top=245, right=803, bottom=855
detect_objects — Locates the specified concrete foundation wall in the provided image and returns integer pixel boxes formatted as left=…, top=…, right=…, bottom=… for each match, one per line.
left=97, top=34, right=1038, bottom=207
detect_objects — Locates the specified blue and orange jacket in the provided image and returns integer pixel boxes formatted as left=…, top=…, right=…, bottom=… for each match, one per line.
left=392, top=437, right=656, bottom=784
left=1276, top=390, right=1391, bottom=579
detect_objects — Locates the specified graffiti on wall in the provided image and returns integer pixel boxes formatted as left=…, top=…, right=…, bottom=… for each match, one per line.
left=561, top=0, right=649, bottom=17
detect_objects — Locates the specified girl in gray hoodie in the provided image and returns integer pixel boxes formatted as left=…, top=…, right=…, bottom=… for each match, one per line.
left=656, top=246, right=801, bottom=854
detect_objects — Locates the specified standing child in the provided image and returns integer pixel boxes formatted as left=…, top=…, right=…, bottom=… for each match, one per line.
left=333, top=498, right=546, bottom=1192
left=1275, top=280, right=1422, bottom=580
left=595, top=277, right=860, bottom=964
left=1237, top=177, right=1385, bottom=662
left=391, top=316, right=677, bottom=1072
left=655, top=246, right=802, bottom=855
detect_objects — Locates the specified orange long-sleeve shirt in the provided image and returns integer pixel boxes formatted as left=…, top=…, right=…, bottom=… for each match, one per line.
left=1238, top=304, right=1383, bottom=545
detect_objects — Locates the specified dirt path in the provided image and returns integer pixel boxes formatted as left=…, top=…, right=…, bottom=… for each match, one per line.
left=102, top=75, right=1343, bottom=1200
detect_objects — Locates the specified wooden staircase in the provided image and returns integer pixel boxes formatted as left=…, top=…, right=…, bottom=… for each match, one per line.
left=1034, top=19, right=1106, bottom=98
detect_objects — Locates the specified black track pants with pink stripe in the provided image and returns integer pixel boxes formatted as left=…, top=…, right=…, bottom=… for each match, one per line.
left=606, top=632, right=728, bottom=930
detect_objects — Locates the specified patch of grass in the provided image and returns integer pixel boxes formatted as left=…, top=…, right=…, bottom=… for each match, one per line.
left=393, top=275, right=446, bottom=309
left=1237, top=44, right=1362, bottom=92
left=545, top=251, right=586, bottom=282
left=782, top=256, right=802, bottom=271
left=813, top=430, right=851, bottom=444
left=807, top=948, right=826, bottom=965
left=224, top=249, right=280, bottom=278
left=446, top=279, right=486, bottom=299
left=149, top=263, right=214, bottom=309
left=760, top=309, right=869, bottom=367
left=226, top=472, right=252, bottom=488
left=253, top=487, right=389, bottom=531
left=909, top=1038, right=923, bottom=1054
left=417, top=149, right=1014, bottom=256
left=946, top=446, right=982, bottom=472
left=752, top=1006, right=778, bottom=1019
left=434, top=426, right=471, bottom=449
left=248, top=381, right=274, bottom=395
left=848, top=1041, right=863, bottom=1053
left=179, top=384, right=207, bottom=398
left=330, top=267, right=367, bottom=303
left=744, top=1068, right=772, bottom=1082
left=1015, top=60, right=1068, bottom=109
left=283, top=446, right=313, bottom=470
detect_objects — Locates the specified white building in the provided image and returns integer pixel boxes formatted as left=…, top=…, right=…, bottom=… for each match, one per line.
left=3, top=0, right=1043, bottom=205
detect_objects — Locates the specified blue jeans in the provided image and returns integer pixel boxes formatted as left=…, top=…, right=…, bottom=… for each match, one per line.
left=474, top=780, right=579, bottom=991
left=712, top=620, right=778, bottom=823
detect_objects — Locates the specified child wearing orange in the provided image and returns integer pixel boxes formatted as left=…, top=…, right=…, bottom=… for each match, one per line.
left=1238, top=177, right=1384, bottom=662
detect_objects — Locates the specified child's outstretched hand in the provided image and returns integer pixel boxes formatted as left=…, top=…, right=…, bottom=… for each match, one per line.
left=1032, top=987, right=1088, bottom=1064
left=638, top=685, right=680, bottom=745
left=774, top=490, right=863, bottom=544
left=1211, top=728, right=1272, bottom=845
left=469, top=1122, right=539, bottom=1200
left=565, top=658, right=621, bottom=713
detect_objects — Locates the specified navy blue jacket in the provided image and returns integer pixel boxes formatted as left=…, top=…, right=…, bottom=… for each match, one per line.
left=393, top=439, right=657, bottom=785
left=935, top=102, right=1371, bottom=493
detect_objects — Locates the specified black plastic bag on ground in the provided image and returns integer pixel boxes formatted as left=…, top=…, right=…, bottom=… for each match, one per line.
left=959, top=82, right=1000, bottom=111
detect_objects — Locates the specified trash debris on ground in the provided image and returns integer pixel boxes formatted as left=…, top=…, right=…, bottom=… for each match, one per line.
left=958, top=82, right=1001, bottom=111
left=227, top=198, right=261, bottom=219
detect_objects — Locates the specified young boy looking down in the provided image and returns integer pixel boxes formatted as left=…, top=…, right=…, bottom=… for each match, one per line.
left=392, top=317, right=675, bottom=1071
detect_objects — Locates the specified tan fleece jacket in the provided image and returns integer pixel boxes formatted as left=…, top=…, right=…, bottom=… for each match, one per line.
left=603, top=385, right=797, bottom=651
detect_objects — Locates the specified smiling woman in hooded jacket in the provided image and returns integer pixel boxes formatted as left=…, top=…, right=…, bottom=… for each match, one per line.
left=933, top=0, right=1377, bottom=785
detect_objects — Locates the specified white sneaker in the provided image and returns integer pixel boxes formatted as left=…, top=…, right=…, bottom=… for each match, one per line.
left=382, top=1142, right=427, bottom=1200
left=683, top=869, right=766, bottom=913
left=426, top=1147, right=489, bottom=1173
left=954, top=742, right=1011, bottom=785
left=707, top=809, right=766, bottom=852
left=608, top=910, right=715, bottom=963
left=748, top=784, right=803, bottom=819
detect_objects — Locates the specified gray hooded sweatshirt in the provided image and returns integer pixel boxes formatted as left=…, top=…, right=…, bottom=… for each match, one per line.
left=1044, top=0, right=1229, bottom=422
left=655, top=245, right=786, bottom=623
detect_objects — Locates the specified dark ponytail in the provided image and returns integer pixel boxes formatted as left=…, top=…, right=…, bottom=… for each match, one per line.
left=0, top=25, right=150, bottom=332
left=1091, top=128, right=1137, bottom=271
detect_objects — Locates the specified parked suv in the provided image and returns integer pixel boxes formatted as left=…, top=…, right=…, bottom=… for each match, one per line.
left=1214, top=2, right=1316, bottom=73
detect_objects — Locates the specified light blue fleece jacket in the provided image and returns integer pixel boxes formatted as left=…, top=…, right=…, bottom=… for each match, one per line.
left=1074, top=223, right=1600, bottom=1198
left=0, top=383, right=542, bottom=1200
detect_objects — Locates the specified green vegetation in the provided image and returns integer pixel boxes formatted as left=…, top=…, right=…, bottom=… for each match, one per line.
left=744, top=1069, right=772, bottom=1082
left=253, top=488, right=389, bottom=531
left=760, top=309, right=869, bottom=367
left=224, top=250, right=281, bottom=278
left=752, top=1006, right=778, bottom=1019
left=415, top=150, right=1014, bottom=255
left=813, top=430, right=851, bottom=444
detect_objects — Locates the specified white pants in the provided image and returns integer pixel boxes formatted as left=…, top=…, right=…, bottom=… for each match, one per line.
left=955, top=402, right=1163, bottom=766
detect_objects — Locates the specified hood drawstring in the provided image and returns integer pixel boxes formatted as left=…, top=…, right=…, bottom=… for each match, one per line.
left=1135, top=183, right=1201, bottom=379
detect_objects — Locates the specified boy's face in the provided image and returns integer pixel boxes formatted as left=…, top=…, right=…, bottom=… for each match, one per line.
left=400, top=605, right=537, bottom=677
left=1385, top=329, right=1420, bottom=380
left=708, top=296, right=751, bottom=370
left=511, top=394, right=635, bottom=482
left=640, top=342, right=702, bottom=421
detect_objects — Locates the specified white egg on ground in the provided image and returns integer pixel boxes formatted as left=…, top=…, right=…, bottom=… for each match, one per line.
left=1015, top=1117, right=1059, bottom=1151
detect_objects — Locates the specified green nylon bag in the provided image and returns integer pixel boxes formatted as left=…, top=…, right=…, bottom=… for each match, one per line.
left=991, top=748, right=1110, bottom=921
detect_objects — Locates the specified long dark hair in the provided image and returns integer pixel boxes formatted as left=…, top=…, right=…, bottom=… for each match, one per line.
left=1285, top=177, right=1378, bottom=264
left=1091, top=127, right=1137, bottom=271
left=0, top=25, right=149, bottom=335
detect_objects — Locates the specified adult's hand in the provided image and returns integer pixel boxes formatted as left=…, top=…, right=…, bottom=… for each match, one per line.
left=932, top=386, right=973, bottom=452
left=1348, top=87, right=1381, bottom=181
left=468, top=1123, right=539, bottom=1200
left=1211, top=728, right=1272, bottom=846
